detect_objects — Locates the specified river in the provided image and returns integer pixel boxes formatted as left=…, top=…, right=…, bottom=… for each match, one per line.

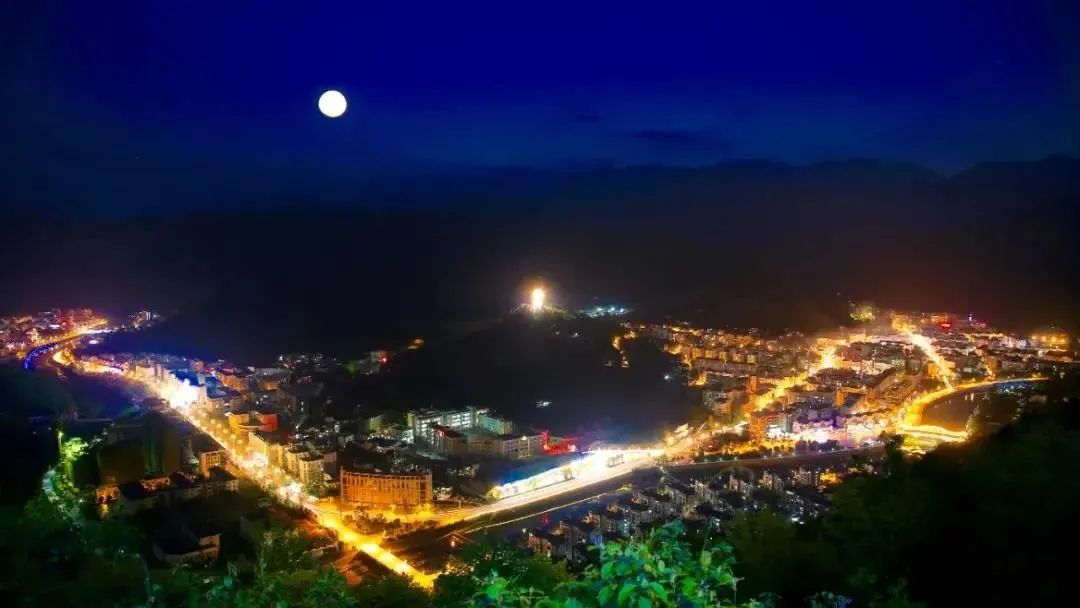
left=920, top=382, right=1034, bottom=433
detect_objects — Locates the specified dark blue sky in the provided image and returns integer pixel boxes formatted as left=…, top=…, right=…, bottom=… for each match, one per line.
left=3, top=0, right=1078, bottom=212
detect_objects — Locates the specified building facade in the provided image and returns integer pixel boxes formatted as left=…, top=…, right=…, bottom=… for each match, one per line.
left=340, top=468, right=432, bottom=507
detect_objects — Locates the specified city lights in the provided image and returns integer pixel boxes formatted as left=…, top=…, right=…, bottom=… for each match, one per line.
left=69, top=355, right=435, bottom=588
left=19, top=302, right=1069, bottom=596
left=902, top=328, right=956, bottom=388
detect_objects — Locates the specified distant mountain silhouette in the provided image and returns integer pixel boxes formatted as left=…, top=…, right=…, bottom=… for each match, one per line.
left=2, top=156, right=1076, bottom=358
left=951, top=155, right=1080, bottom=201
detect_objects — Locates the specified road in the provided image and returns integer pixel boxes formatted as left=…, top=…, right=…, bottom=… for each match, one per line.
left=39, top=351, right=438, bottom=588
left=22, top=334, right=84, bottom=370
left=55, top=341, right=1006, bottom=584
left=52, top=340, right=847, bottom=583
left=172, top=399, right=436, bottom=586
left=895, top=376, right=1047, bottom=444
left=434, top=449, right=659, bottom=524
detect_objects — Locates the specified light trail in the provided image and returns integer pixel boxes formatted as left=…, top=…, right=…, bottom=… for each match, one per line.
left=900, top=327, right=955, bottom=388
left=71, top=359, right=434, bottom=588
left=440, top=449, right=660, bottom=525
left=748, top=343, right=838, bottom=413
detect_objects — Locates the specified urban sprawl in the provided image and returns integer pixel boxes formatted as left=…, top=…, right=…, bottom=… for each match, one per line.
left=2, top=303, right=1073, bottom=586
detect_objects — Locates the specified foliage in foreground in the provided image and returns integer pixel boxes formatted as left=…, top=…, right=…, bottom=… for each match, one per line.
left=466, top=522, right=752, bottom=608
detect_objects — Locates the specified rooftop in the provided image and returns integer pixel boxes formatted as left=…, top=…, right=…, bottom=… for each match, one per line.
left=207, top=466, right=237, bottom=482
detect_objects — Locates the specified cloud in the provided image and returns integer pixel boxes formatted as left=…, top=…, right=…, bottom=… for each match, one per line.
left=631, top=129, right=735, bottom=156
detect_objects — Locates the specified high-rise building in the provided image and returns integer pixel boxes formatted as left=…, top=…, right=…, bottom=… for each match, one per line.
left=297, top=453, right=324, bottom=487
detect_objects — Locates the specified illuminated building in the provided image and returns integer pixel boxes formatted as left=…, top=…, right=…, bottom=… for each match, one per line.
left=727, top=470, right=755, bottom=498
left=692, top=504, right=733, bottom=530
left=634, top=488, right=675, bottom=517
left=297, top=453, right=325, bottom=487
left=407, top=406, right=489, bottom=444
left=215, top=369, right=253, bottom=393
left=432, top=424, right=543, bottom=458
left=249, top=431, right=286, bottom=468
left=527, top=528, right=566, bottom=559
left=284, top=444, right=308, bottom=474
left=793, top=466, right=822, bottom=488
left=340, top=468, right=433, bottom=507
left=592, top=507, right=631, bottom=536
left=471, top=432, right=544, bottom=459
left=227, top=409, right=278, bottom=433
left=692, top=478, right=726, bottom=505
left=1030, top=329, right=1070, bottom=350
left=662, top=480, right=695, bottom=508
left=254, top=368, right=291, bottom=391
left=749, top=410, right=788, bottom=442
left=476, top=411, right=515, bottom=435
left=760, top=470, right=786, bottom=493
left=198, top=448, right=227, bottom=477
left=205, top=383, right=244, bottom=410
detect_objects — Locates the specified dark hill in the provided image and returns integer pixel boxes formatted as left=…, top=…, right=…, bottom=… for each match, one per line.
left=345, top=314, right=693, bottom=443
left=3, top=156, right=1076, bottom=353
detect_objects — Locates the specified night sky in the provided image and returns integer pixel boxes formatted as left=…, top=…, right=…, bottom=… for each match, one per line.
left=3, top=1, right=1079, bottom=214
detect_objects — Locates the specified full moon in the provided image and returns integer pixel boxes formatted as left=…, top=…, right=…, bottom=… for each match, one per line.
left=318, top=90, right=347, bottom=118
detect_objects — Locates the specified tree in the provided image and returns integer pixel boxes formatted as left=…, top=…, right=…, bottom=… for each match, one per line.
left=257, top=528, right=318, bottom=574
left=465, top=522, right=758, bottom=608
left=436, top=539, right=570, bottom=607
left=354, top=572, right=433, bottom=608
